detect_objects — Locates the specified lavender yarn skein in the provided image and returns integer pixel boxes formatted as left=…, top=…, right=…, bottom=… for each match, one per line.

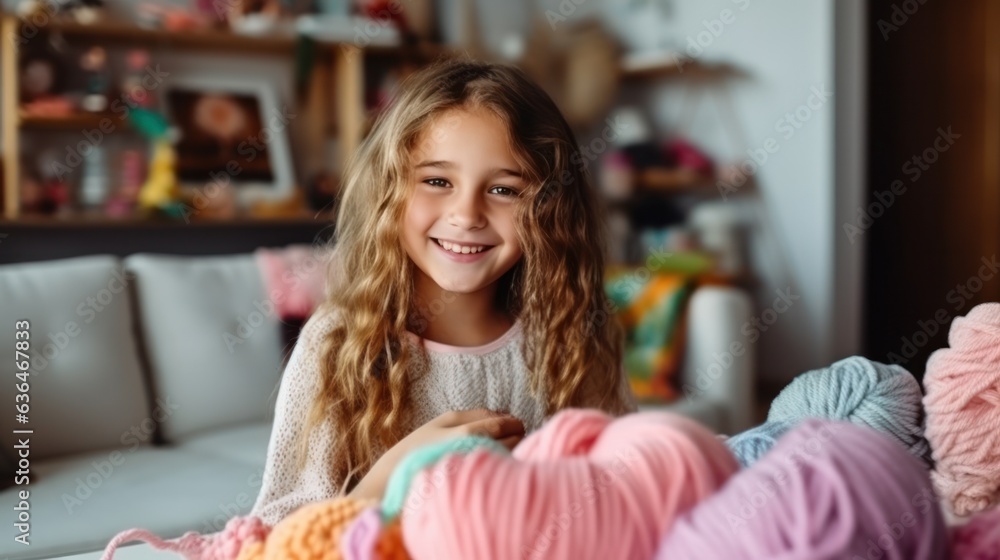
left=656, top=420, right=948, bottom=560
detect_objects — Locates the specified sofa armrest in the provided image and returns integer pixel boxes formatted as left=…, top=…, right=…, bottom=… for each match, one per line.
left=676, top=285, right=756, bottom=434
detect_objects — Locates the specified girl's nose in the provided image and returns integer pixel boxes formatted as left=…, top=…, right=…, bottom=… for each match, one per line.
left=447, top=191, right=486, bottom=230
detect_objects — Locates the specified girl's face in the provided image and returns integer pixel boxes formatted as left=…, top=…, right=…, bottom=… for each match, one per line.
left=401, top=107, right=525, bottom=296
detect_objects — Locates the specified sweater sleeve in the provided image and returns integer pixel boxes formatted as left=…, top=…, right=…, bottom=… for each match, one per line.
left=250, top=309, right=344, bottom=526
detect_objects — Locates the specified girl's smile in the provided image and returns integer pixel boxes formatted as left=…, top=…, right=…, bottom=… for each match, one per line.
left=401, top=107, right=524, bottom=295
left=431, top=237, right=497, bottom=262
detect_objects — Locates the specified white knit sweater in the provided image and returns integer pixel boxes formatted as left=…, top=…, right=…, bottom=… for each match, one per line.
left=249, top=308, right=636, bottom=526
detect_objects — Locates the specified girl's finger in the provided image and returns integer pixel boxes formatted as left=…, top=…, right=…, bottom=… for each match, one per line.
left=465, top=415, right=525, bottom=440
left=497, top=434, right=523, bottom=451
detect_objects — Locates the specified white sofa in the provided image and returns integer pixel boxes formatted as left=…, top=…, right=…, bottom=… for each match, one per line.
left=0, top=253, right=754, bottom=560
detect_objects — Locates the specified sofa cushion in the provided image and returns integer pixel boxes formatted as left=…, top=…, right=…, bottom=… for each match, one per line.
left=0, top=256, right=151, bottom=460
left=0, top=446, right=265, bottom=560
left=178, top=421, right=272, bottom=468
left=124, top=254, right=284, bottom=442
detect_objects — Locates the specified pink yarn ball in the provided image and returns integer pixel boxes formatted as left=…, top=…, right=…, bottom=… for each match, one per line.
left=924, top=303, right=1000, bottom=516
left=100, top=515, right=271, bottom=560
left=400, top=408, right=738, bottom=560
left=952, top=507, right=1000, bottom=560
left=202, top=516, right=270, bottom=560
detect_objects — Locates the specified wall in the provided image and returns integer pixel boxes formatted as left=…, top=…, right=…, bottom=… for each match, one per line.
left=539, top=0, right=861, bottom=383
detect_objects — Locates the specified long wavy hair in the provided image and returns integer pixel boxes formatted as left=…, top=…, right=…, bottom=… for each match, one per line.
left=296, top=59, right=627, bottom=491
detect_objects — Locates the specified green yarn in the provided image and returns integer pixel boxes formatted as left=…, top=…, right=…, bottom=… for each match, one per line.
left=381, top=435, right=508, bottom=523
left=768, top=356, right=932, bottom=465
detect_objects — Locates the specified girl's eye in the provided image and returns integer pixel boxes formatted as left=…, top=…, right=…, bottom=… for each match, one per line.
left=424, top=178, right=450, bottom=188
left=489, top=186, right=520, bottom=197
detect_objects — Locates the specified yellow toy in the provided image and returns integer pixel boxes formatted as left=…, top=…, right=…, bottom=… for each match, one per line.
left=138, top=139, right=179, bottom=210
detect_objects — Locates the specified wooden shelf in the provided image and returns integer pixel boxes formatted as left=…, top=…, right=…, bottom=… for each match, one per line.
left=11, top=17, right=448, bottom=56
left=20, top=17, right=306, bottom=54
left=364, top=41, right=454, bottom=61
left=0, top=213, right=334, bottom=228
left=19, top=111, right=131, bottom=130
left=620, top=55, right=743, bottom=82
left=635, top=167, right=717, bottom=193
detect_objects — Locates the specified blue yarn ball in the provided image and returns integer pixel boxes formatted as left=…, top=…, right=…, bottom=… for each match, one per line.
left=725, top=420, right=795, bottom=468
left=767, top=355, right=931, bottom=465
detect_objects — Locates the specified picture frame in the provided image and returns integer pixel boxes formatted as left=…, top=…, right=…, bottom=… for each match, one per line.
left=160, top=75, right=296, bottom=206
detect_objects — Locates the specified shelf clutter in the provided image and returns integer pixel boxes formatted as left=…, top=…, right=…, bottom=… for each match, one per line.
left=0, top=0, right=446, bottom=227
left=0, top=1, right=747, bottom=233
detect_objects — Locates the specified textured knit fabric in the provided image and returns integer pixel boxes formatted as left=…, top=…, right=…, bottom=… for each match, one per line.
left=250, top=308, right=637, bottom=526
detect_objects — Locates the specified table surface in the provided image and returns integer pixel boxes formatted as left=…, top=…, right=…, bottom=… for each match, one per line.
left=49, top=543, right=177, bottom=560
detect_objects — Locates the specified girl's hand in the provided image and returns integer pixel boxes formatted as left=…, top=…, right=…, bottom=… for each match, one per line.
left=347, top=409, right=525, bottom=501
left=402, top=408, right=527, bottom=451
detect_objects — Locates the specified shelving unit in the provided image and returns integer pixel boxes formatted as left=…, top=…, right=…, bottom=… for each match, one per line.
left=0, top=213, right=331, bottom=228
left=18, top=110, right=130, bottom=130
left=610, top=55, right=745, bottom=199
left=0, top=15, right=438, bottom=224
left=634, top=167, right=716, bottom=193
left=619, top=54, right=741, bottom=82
left=20, top=18, right=305, bottom=54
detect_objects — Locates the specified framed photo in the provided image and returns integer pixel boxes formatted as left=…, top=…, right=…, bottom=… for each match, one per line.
left=161, top=76, right=295, bottom=205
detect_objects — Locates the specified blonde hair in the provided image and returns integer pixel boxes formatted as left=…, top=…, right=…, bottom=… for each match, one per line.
left=297, top=59, right=626, bottom=490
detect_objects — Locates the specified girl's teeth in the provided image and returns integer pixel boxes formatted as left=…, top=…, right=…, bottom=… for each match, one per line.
left=437, top=239, right=486, bottom=254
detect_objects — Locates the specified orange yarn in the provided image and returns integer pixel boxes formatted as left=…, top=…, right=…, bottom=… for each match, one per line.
left=235, top=541, right=265, bottom=560
left=260, top=497, right=373, bottom=560
left=374, top=520, right=409, bottom=560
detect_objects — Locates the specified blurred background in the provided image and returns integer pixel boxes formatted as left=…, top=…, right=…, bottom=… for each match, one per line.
left=2, top=0, right=998, bottom=555
left=1, top=0, right=866, bottom=387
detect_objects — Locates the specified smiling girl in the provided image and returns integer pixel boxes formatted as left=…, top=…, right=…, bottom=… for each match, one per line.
left=250, top=60, right=636, bottom=525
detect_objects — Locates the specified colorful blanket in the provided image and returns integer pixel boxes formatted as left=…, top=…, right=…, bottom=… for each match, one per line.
left=605, top=267, right=692, bottom=403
